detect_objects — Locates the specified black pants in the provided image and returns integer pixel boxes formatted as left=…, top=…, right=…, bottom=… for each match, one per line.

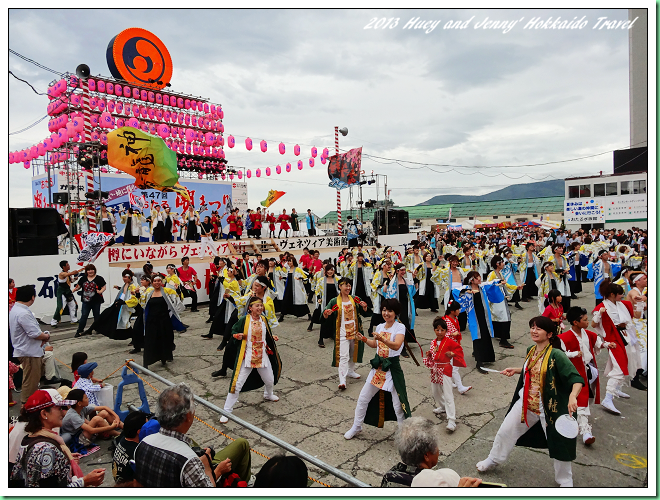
left=182, top=288, right=198, bottom=310
left=308, top=228, right=316, bottom=236
left=76, top=301, right=101, bottom=334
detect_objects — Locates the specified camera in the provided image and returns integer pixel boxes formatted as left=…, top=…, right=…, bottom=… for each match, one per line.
left=192, top=445, right=215, bottom=459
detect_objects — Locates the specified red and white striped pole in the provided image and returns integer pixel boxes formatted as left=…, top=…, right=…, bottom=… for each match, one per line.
left=81, top=79, right=96, bottom=230
left=335, top=126, right=342, bottom=236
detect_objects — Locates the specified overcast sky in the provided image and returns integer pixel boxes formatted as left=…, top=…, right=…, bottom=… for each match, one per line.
left=8, top=8, right=642, bottom=217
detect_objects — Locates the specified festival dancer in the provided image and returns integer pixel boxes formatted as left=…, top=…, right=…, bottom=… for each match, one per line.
left=290, top=208, right=301, bottom=237
left=184, top=205, right=200, bottom=242
left=252, top=207, right=263, bottom=238
left=50, top=260, right=82, bottom=327
left=308, top=264, right=338, bottom=340
left=119, top=207, right=144, bottom=246
left=277, top=209, right=291, bottom=238
left=368, top=259, right=393, bottom=335
left=443, top=300, right=471, bottom=394
left=199, top=216, right=218, bottom=258
left=521, top=242, right=541, bottom=302
left=558, top=307, right=611, bottom=446
left=278, top=257, right=311, bottom=323
left=452, top=271, right=505, bottom=374
left=344, top=298, right=411, bottom=439
left=202, top=265, right=241, bottom=343
left=488, top=255, right=521, bottom=349
left=626, top=272, right=648, bottom=378
left=587, top=250, right=622, bottom=306
left=404, top=246, right=424, bottom=280
left=423, top=316, right=466, bottom=432
left=83, top=269, right=138, bottom=340
left=592, top=279, right=645, bottom=416
left=129, top=275, right=151, bottom=354
left=535, top=262, right=562, bottom=314
left=501, top=248, right=524, bottom=310
left=267, top=212, right=277, bottom=238
left=321, top=277, right=369, bottom=389
left=438, top=255, right=469, bottom=330
left=178, top=256, right=200, bottom=312
left=351, top=252, right=374, bottom=310
left=383, top=264, right=417, bottom=358
left=545, top=244, right=572, bottom=310
left=220, top=296, right=281, bottom=423
left=414, top=253, right=440, bottom=313
left=566, top=241, right=582, bottom=298
left=476, top=316, right=584, bottom=487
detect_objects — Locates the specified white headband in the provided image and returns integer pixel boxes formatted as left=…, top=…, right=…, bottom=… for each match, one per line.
left=633, top=274, right=646, bottom=284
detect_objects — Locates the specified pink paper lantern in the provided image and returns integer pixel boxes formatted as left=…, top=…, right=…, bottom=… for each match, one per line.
left=115, top=101, right=124, bottom=114
left=218, top=149, right=225, bottom=159
left=149, top=123, right=157, bottom=135
left=148, top=91, right=155, bottom=103
left=140, top=106, right=148, bottom=119
left=30, top=145, right=38, bottom=159
left=91, top=130, right=100, bottom=141
left=36, top=143, right=46, bottom=156
left=191, top=100, right=197, bottom=111
left=279, top=143, right=286, bottom=155
left=297, top=160, right=303, bottom=170
left=246, top=169, right=252, bottom=178
left=321, top=156, right=327, bottom=165
left=140, top=123, right=148, bottom=132
left=311, top=147, right=317, bottom=158
left=90, top=114, right=100, bottom=127
left=219, top=110, right=224, bottom=119
left=177, top=113, right=185, bottom=125
left=100, top=133, right=108, bottom=145
left=101, top=167, right=109, bottom=173
left=71, top=94, right=81, bottom=107
left=294, top=144, right=300, bottom=156
left=256, top=168, right=261, bottom=177
left=106, top=82, right=114, bottom=94
left=260, top=140, right=267, bottom=153
left=228, top=136, right=235, bottom=148
left=116, top=118, right=125, bottom=128
left=140, top=89, right=148, bottom=101
left=217, top=122, right=224, bottom=133
left=184, top=99, right=191, bottom=109
left=276, top=165, right=281, bottom=174
left=177, top=97, right=184, bottom=108
left=123, top=86, right=131, bottom=98
left=156, top=93, right=163, bottom=104
left=237, top=171, right=243, bottom=180
left=87, top=79, right=96, bottom=91
left=66, top=122, right=77, bottom=138
left=89, top=96, right=98, bottom=109
left=164, top=110, right=171, bottom=122
left=115, top=84, right=124, bottom=96
left=97, top=80, right=106, bottom=93
left=24, top=161, right=30, bottom=169
left=191, top=116, right=198, bottom=127
left=107, top=100, right=116, bottom=113
left=128, top=117, right=139, bottom=128
left=97, top=99, right=107, bottom=112
left=69, top=75, right=79, bottom=88
left=322, top=147, right=329, bottom=158
left=133, top=88, right=140, bottom=100
left=229, top=173, right=234, bottom=180
left=185, top=129, right=196, bottom=142
left=246, top=137, right=253, bottom=150
left=184, top=114, right=191, bottom=126
left=99, top=112, right=113, bottom=128
left=309, top=158, right=315, bottom=167
left=155, top=109, right=163, bottom=120
left=148, top=108, right=156, bottom=120
left=73, top=116, right=84, bottom=132
left=286, top=162, right=291, bottom=172
left=131, top=104, right=140, bottom=117
left=205, top=132, right=215, bottom=145
left=163, top=95, right=170, bottom=106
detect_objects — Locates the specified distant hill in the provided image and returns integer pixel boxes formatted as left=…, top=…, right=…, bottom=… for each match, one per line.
left=417, top=180, right=564, bottom=206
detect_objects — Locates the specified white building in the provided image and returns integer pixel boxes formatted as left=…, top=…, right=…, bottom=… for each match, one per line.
left=564, top=171, right=647, bottom=231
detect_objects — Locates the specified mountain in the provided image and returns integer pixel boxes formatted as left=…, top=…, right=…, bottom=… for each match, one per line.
left=417, top=180, right=564, bottom=205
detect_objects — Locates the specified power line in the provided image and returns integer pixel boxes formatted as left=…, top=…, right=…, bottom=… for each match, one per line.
left=9, top=70, right=46, bottom=95
left=9, top=48, right=64, bottom=76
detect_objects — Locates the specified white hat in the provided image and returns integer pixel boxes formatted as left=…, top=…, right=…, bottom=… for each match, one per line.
left=411, top=468, right=461, bottom=487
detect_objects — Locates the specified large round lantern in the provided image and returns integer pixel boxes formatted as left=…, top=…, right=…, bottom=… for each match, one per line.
left=205, top=132, right=215, bottom=145
left=99, top=112, right=113, bottom=128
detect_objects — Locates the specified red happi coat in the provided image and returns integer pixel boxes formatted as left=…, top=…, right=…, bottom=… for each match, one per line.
left=235, top=217, right=243, bottom=236
left=251, top=212, right=263, bottom=230
left=277, top=214, right=291, bottom=230
left=227, top=214, right=237, bottom=233
left=423, top=336, right=466, bottom=384
left=557, top=329, right=601, bottom=406
left=443, top=315, right=462, bottom=345
left=267, top=214, right=276, bottom=231
left=593, top=301, right=633, bottom=376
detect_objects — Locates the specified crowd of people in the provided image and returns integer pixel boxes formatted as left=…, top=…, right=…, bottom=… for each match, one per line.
left=69, top=203, right=322, bottom=244
left=8, top=224, right=648, bottom=488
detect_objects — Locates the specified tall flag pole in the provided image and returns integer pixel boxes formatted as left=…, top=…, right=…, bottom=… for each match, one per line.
left=335, top=126, right=342, bottom=236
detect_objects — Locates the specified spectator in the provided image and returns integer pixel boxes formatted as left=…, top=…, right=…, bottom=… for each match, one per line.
left=134, top=383, right=251, bottom=487
left=305, top=209, right=317, bottom=236
left=112, top=411, right=149, bottom=485
left=72, top=362, right=103, bottom=406
left=71, top=352, right=102, bottom=385
left=60, top=388, right=122, bottom=448
left=381, top=417, right=440, bottom=487
left=9, top=389, right=106, bottom=487
left=9, top=285, right=52, bottom=404
left=411, top=469, right=482, bottom=487
left=72, top=264, right=107, bottom=338
left=254, top=455, right=308, bottom=487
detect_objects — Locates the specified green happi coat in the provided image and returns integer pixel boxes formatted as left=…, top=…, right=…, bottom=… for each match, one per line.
left=507, top=345, right=584, bottom=462
left=229, top=315, right=282, bottom=394
left=364, top=354, right=412, bottom=428
left=320, top=295, right=367, bottom=368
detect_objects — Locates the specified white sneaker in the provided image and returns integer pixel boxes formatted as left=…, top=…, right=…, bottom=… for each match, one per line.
left=50, top=319, right=58, bottom=326
left=348, top=371, right=361, bottom=379
left=446, top=420, right=456, bottom=432
left=71, top=317, right=79, bottom=323
left=433, top=407, right=446, bottom=414
left=476, top=458, right=497, bottom=472
left=458, top=386, right=472, bottom=395
left=583, top=432, right=595, bottom=445
left=264, top=394, right=279, bottom=402
left=220, top=415, right=229, bottom=423
left=616, top=390, right=630, bottom=399
left=344, top=426, right=362, bottom=440
left=452, top=382, right=457, bottom=388
left=601, top=395, right=621, bottom=415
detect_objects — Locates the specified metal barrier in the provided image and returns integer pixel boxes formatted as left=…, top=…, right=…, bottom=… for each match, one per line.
left=126, top=360, right=370, bottom=488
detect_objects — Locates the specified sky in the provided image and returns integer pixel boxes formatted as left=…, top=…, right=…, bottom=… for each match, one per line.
left=8, top=8, right=643, bottom=218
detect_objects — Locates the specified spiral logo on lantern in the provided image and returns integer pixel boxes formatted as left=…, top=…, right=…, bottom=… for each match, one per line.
left=106, top=28, right=173, bottom=89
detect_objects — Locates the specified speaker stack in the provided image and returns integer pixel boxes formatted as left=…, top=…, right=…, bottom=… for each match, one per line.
left=9, top=208, right=65, bottom=257
left=372, top=209, right=409, bottom=235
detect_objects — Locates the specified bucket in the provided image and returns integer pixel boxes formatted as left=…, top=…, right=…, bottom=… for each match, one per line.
left=97, top=383, right=114, bottom=409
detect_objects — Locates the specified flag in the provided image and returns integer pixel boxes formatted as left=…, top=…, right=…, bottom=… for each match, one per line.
left=448, top=208, right=452, bottom=220
left=108, top=127, right=179, bottom=190
left=129, top=191, right=149, bottom=209
left=261, top=190, right=286, bottom=208
left=327, top=147, right=362, bottom=190
left=74, top=232, right=114, bottom=265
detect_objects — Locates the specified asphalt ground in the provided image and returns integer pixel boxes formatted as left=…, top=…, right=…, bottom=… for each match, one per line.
left=9, top=281, right=649, bottom=488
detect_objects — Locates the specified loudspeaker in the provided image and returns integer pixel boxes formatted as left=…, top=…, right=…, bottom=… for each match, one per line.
left=76, top=64, right=91, bottom=79
left=373, top=209, right=409, bottom=235
left=52, top=192, right=69, bottom=205
left=9, top=208, right=67, bottom=257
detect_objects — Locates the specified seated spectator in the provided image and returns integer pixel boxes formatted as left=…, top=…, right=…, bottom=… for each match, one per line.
left=411, top=468, right=482, bottom=487
left=10, top=390, right=106, bottom=487
left=72, top=362, right=103, bottom=405
left=60, top=389, right=122, bottom=448
left=254, top=455, right=308, bottom=487
left=112, top=411, right=149, bottom=485
left=71, top=352, right=102, bottom=385
left=134, top=382, right=251, bottom=487
left=381, top=417, right=441, bottom=487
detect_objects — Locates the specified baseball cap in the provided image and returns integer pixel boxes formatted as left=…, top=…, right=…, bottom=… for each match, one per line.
left=77, top=362, right=98, bottom=379
left=24, top=390, right=76, bottom=413
left=411, top=468, right=461, bottom=487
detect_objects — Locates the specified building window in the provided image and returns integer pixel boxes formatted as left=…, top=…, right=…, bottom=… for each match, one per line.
left=593, top=183, right=605, bottom=197
left=532, top=214, right=538, bottom=217
left=469, top=217, right=474, bottom=220
left=568, top=185, right=579, bottom=199
left=493, top=216, right=498, bottom=220
left=516, top=218, right=527, bottom=222
left=606, top=182, right=617, bottom=196
left=506, top=216, right=511, bottom=219
left=620, top=181, right=630, bottom=195
left=634, top=180, right=646, bottom=194
left=579, top=184, right=591, bottom=197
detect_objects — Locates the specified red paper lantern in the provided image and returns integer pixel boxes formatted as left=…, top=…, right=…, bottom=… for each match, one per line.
left=297, top=160, right=303, bottom=170
left=246, top=138, right=253, bottom=150
left=260, top=140, right=267, bottom=152
left=228, top=136, right=235, bottom=148
left=247, top=169, right=252, bottom=178
left=279, top=143, right=286, bottom=155
left=294, top=144, right=300, bottom=156
left=311, top=147, right=317, bottom=158
left=256, top=168, right=261, bottom=177
left=276, top=165, right=281, bottom=174
left=286, top=162, right=291, bottom=172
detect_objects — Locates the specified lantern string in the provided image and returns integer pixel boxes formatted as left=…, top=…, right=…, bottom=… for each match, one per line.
left=9, top=115, right=49, bottom=136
